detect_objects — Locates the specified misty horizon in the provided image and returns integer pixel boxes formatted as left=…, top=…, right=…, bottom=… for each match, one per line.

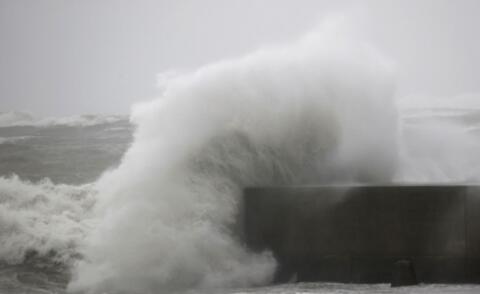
left=2, top=0, right=480, bottom=116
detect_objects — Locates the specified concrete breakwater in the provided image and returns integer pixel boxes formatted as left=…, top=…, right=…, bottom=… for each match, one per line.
left=244, top=185, right=480, bottom=284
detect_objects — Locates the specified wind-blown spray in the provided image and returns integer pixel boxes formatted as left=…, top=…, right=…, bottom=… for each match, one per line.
left=68, top=21, right=398, bottom=293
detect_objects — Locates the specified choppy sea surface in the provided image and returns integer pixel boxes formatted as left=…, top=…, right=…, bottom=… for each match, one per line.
left=0, top=115, right=132, bottom=184
left=2, top=110, right=480, bottom=293
left=0, top=113, right=133, bottom=293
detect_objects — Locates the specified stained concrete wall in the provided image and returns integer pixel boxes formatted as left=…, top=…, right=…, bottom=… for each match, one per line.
left=244, top=186, right=480, bottom=283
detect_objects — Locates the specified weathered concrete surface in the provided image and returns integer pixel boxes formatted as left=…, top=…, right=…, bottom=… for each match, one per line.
left=391, top=260, right=418, bottom=287
left=244, top=185, right=480, bottom=283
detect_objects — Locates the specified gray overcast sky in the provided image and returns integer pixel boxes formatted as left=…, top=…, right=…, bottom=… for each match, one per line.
left=1, top=0, right=480, bottom=115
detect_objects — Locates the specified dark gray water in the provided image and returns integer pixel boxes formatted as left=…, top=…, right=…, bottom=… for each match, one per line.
left=0, top=120, right=133, bottom=184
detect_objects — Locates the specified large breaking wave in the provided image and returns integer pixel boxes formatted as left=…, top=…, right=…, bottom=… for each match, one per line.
left=67, top=23, right=397, bottom=293
left=1, top=19, right=480, bottom=294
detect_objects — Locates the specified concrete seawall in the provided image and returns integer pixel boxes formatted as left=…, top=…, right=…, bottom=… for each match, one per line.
left=244, top=185, right=480, bottom=283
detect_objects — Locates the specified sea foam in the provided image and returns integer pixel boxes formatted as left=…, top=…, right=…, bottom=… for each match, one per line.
left=0, top=176, right=95, bottom=265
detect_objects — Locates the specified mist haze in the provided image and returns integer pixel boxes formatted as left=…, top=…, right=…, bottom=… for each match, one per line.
left=1, top=0, right=480, bottom=115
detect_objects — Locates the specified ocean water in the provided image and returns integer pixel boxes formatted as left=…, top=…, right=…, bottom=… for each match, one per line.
left=0, top=116, right=132, bottom=184
left=0, top=115, right=132, bottom=293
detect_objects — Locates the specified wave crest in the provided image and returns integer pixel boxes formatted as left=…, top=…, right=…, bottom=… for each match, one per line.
left=68, top=22, right=397, bottom=293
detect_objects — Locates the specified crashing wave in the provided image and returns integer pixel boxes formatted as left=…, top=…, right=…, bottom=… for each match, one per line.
left=67, top=20, right=397, bottom=294
left=1, top=17, right=480, bottom=294
left=0, top=175, right=96, bottom=266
